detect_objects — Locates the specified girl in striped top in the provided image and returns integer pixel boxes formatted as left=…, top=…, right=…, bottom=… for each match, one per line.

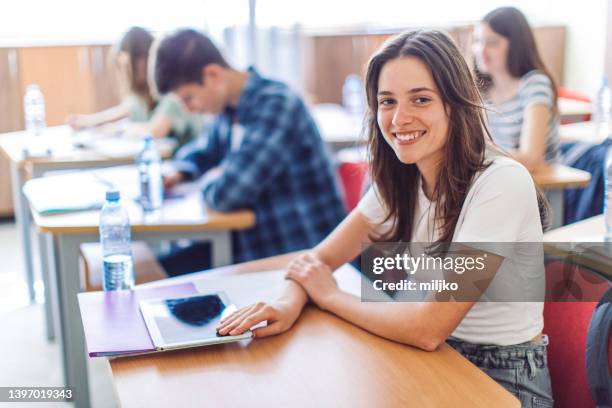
left=473, top=7, right=560, bottom=170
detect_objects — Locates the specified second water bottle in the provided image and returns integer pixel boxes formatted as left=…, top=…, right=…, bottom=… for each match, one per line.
left=137, top=135, right=164, bottom=212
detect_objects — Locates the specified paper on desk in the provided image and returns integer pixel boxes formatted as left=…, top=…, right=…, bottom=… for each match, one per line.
left=23, top=173, right=109, bottom=215
left=88, top=138, right=145, bottom=158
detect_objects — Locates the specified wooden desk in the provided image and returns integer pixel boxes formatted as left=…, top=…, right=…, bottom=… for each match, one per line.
left=531, top=164, right=591, bottom=228
left=110, top=257, right=519, bottom=408
left=543, top=215, right=611, bottom=281
left=24, top=166, right=254, bottom=408
left=0, top=125, right=175, bottom=306
left=560, top=121, right=611, bottom=145
left=531, top=164, right=591, bottom=189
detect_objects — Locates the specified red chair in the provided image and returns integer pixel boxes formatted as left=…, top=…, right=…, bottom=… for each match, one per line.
left=543, top=261, right=610, bottom=407
left=337, top=161, right=368, bottom=211
left=586, top=288, right=612, bottom=407
left=544, top=300, right=597, bottom=408
left=558, top=86, right=591, bottom=124
left=558, top=87, right=591, bottom=103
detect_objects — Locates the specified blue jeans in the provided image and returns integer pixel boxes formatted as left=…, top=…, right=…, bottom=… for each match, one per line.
left=447, top=335, right=554, bottom=407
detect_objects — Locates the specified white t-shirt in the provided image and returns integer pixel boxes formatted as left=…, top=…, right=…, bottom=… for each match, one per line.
left=357, top=155, right=544, bottom=345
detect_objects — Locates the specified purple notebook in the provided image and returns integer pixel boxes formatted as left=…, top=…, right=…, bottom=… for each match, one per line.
left=78, top=283, right=197, bottom=357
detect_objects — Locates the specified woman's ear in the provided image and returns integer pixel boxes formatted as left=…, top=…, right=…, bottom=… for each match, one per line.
left=202, top=64, right=224, bottom=85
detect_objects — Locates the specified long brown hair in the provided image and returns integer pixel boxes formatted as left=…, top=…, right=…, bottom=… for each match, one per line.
left=364, top=30, right=549, bottom=244
left=116, top=27, right=155, bottom=109
left=477, top=7, right=558, bottom=104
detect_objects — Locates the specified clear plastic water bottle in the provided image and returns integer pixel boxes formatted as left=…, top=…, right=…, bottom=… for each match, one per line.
left=99, top=191, right=134, bottom=291
left=23, top=84, right=46, bottom=135
left=342, top=74, right=366, bottom=121
left=594, top=77, right=612, bottom=138
left=137, top=135, right=163, bottom=212
left=605, top=146, right=612, bottom=242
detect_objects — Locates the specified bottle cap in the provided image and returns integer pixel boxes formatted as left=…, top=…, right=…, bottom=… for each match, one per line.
left=106, top=190, right=120, bottom=201
left=144, top=135, right=153, bottom=144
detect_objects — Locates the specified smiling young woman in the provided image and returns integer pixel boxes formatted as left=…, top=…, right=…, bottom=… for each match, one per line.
left=217, top=30, right=554, bottom=407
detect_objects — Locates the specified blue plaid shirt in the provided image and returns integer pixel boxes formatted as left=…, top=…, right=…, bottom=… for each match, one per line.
left=173, top=67, right=346, bottom=262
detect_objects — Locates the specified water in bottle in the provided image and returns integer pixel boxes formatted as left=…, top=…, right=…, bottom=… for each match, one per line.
left=23, top=84, right=46, bottom=135
left=137, top=135, right=163, bottom=212
left=99, top=191, right=134, bottom=291
left=605, top=146, right=612, bottom=242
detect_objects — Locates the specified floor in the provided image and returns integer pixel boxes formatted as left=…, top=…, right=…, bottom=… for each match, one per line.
left=0, top=219, right=118, bottom=407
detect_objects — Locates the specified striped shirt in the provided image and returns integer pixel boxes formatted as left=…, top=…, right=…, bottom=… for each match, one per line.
left=485, top=70, right=560, bottom=163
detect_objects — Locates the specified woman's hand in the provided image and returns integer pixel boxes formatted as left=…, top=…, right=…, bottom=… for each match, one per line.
left=285, top=253, right=339, bottom=310
left=66, top=114, right=95, bottom=130
left=216, top=298, right=304, bottom=338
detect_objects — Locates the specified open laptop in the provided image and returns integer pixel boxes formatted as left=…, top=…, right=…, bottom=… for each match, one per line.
left=140, top=292, right=252, bottom=351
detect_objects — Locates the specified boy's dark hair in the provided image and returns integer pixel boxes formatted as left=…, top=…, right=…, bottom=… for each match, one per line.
left=154, top=29, right=229, bottom=94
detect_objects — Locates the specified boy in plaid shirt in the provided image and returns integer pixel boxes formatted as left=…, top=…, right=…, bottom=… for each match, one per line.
left=155, top=29, right=346, bottom=276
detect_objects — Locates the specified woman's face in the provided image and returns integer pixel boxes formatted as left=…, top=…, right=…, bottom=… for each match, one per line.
left=376, top=56, right=449, bottom=175
left=473, top=23, right=509, bottom=76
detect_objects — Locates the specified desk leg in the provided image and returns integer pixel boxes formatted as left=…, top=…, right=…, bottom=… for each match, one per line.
left=39, top=232, right=55, bottom=341
left=209, top=231, right=232, bottom=267
left=546, top=190, right=564, bottom=229
left=53, top=234, right=91, bottom=408
left=10, top=162, right=35, bottom=302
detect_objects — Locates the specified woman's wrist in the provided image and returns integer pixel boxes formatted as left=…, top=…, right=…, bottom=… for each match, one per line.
left=278, top=280, right=308, bottom=310
left=316, top=287, right=342, bottom=312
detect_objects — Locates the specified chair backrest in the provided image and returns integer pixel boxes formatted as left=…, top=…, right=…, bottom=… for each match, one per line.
left=544, top=301, right=597, bottom=408
left=337, top=161, right=368, bottom=211
left=586, top=288, right=612, bottom=406
left=543, top=261, right=602, bottom=408
left=558, top=86, right=591, bottom=103
left=558, top=86, right=591, bottom=124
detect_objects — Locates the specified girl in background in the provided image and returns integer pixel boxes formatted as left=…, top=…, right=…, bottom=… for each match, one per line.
left=67, top=26, right=203, bottom=150
left=473, top=7, right=560, bottom=171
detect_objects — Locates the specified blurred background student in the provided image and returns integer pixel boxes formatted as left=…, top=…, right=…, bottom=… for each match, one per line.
left=66, top=26, right=204, bottom=150
left=473, top=6, right=560, bottom=171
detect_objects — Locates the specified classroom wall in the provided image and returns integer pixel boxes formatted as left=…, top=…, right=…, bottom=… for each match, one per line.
left=0, top=1, right=607, bottom=97
left=301, top=25, right=567, bottom=106
left=522, top=0, right=608, bottom=96
left=254, top=0, right=609, bottom=97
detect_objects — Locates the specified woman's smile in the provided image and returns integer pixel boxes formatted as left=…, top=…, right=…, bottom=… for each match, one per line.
left=393, top=130, right=427, bottom=144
